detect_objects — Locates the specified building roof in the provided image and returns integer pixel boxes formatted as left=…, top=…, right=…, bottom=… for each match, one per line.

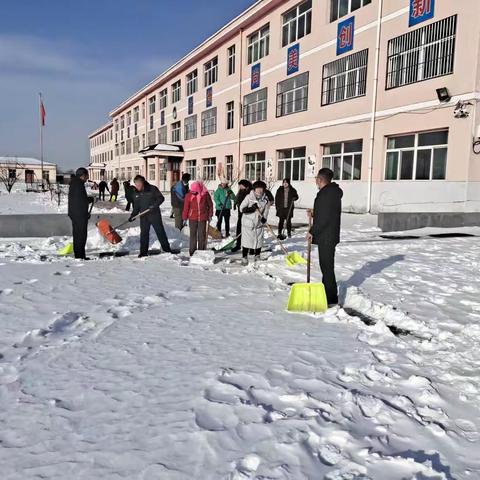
left=88, top=121, right=114, bottom=139
left=0, top=156, right=56, bottom=167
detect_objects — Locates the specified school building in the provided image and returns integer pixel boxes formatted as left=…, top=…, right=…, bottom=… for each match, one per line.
left=88, top=0, right=480, bottom=216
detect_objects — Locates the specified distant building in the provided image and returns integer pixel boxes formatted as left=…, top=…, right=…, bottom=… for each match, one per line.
left=0, top=156, right=57, bottom=184
left=88, top=0, right=480, bottom=214
left=88, top=122, right=113, bottom=182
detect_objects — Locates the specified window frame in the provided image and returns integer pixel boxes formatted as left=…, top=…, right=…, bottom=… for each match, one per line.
left=228, top=45, right=236, bottom=76
left=277, top=147, right=307, bottom=182
left=282, top=0, right=312, bottom=48
left=203, top=158, right=217, bottom=181
left=276, top=72, right=309, bottom=117
left=159, top=89, right=168, bottom=110
left=186, top=70, right=198, bottom=96
left=330, top=0, right=371, bottom=23
left=148, top=96, right=156, bottom=115
left=171, top=121, right=181, bottom=143
left=247, top=24, right=270, bottom=65
left=172, top=80, right=181, bottom=104
left=226, top=101, right=235, bottom=130
left=184, top=115, right=198, bottom=141
left=201, top=107, right=217, bottom=136
left=322, top=140, right=363, bottom=181
left=204, top=57, right=219, bottom=87
left=158, top=126, right=167, bottom=144
left=243, top=88, right=268, bottom=126
left=244, top=151, right=266, bottom=181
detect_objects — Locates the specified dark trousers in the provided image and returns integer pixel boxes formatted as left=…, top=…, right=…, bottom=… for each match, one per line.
left=140, top=213, right=171, bottom=256
left=278, top=216, right=292, bottom=236
left=318, top=242, right=338, bottom=305
left=99, top=189, right=106, bottom=201
left=125, top=200, right=132, bottom=211
left=233, top=213, right=243, bottom=250
left=216, top=209, right=231, bottom=236
left=71, top=217, right=88, bottom=259
left=189, top=220, right=207, bottom=256
left=242, top=247, right=261, bottom=258
left=173, top=207, right=183, bottom=230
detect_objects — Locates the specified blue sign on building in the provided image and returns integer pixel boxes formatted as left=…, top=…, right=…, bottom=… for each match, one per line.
left=188, top=96, right=194, bottom=115
left=337, top=16, right=354, bottom=56
left=409, top=0, right=435, bottom=27
left=287, top=44, right=300, bottom=75
left=251, top=63, right=261, bottom=89
left=160, top=110, right=165, bottom=126
left=206, top=87, right=213, bottom=108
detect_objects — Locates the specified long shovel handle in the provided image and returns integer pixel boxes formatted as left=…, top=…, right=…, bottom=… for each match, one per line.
left=262, top=215, right=290, bottom=256
left=307, top=217, right=312, bottom=284
left=114, top=209, right=150, bottom=230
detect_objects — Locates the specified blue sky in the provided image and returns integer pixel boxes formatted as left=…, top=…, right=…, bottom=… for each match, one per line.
left=0, top=0, right=255, bottom=170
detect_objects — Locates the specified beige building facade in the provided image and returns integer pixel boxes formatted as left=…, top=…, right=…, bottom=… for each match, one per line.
left=0, top=156, right=57, bottom=185
left=88, top=122, right=113, bottom=182
left=89, top=0, right=480, bottom=213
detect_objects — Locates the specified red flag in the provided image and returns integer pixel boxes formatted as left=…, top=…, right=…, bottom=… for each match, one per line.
left=40, top=99, right=46, bottom=126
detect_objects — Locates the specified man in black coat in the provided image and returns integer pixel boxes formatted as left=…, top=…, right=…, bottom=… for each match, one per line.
left=308, top=168, right=343, bottom=306
left=129, top=175, right=172, bottom=257
left=68, top=168, right=94, bottom=259
left=123, top=181, right=134, bottom=211
left=231, top=179, right=252, bottom=252
left=98, top=179, right=109, bottom=201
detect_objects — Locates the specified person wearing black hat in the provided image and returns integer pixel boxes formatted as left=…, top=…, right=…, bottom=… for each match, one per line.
left=129, top=175, right=172, bottom=257
left=68, top=168, right=94, bottom=259
left=308, top=168, right=343, bottom=306
left=231, top=179, right=252, bottom=253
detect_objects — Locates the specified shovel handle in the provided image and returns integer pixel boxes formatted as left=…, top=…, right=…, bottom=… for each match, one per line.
left=114, top=209, right=150, bottom=230
left=307, top=217, right=312, bottom=284
left=256, top=209, right=290, bottom=256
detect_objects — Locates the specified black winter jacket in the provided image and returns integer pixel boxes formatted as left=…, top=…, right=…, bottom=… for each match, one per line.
left=68, top=176, right=90, bottom=220
left=235, top=188, right=250, bottom=211
left=311, top=182, right=343, bottom=246
left=132, top=182, right=165, bottom=218
left=275, top=186, right=299, bottom=218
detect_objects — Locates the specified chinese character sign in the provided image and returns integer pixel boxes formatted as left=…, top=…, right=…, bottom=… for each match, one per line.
left=409, top=0, right=434, bottom=26
left=188, top=96, right=194, bottom=115
left=337, top=17, right=355, bottom=56
left=206, top=87, right=213, bottom=108
left=251, top=63, right=261, bottom=89
left=287, top=44, right=300, bottom=75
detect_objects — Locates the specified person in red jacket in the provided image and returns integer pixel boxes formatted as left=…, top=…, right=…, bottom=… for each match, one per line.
left=182, top=181, right=214, bottom=256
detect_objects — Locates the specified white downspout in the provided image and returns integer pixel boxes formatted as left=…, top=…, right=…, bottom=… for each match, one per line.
left=366, top=0, right=383, bottom=214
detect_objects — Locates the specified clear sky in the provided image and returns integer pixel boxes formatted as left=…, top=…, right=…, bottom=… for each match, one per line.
left=0, top=0, right=256, bottom=171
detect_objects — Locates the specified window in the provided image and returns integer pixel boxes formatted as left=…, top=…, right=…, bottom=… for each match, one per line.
left=120, top=167, right=126, bottom=180
left=184, top=115, right=197, bottom=140
left=186, top=160, right=197, bottom=180
left=121, top=130, right=124, bottom=141
left=120, top=116, right=125, bottom=129
left=204, top=57, right=218, bottom=87
left=243, top=88, right=267, bottom=125
left=127, top=127, right=130, bottom=139
left=142, top=102, right=146, bottom=119
left=127, top=111, right=132, bottom=126
left=127, top=167, right=132, bottom=180
left=385, top=130, right=448, bottom=181
left=226, top=101, right=235, bottom=130
left=386, top=15, right=457, bottom=90
left=133, top=106, right=139, bottom=122
left=158, top=126, right=167, bottom=144
left=121, top=142, right=125, bottom=155
left=186, top=70, right=198, bottom=96
left=225, top=155, right=234, bottom=182
left=201, top=107, right=217, bottom=136
left=149, top=115, right=154, bottom=130
left=114, top=119, right=119, bottom=132
left=134, top=124, right=138, bottom=136
left=115, top=144, right=119, bottom=157
left=148, top=130, right=156, bottom=145
left=322, top=140, right=363, bottom=180
left=172, top=80, right=181, bottom=103
left=149, top=164, right=156, bottom=181
left=126, top=139, right=132, bottom=155
left=330, top=0, right=371, bottom=22
left=203, top=158, right=216, bottom=181
left=149, top=96, right=156, bottom=115
left=245, top=152, right=266, bottom=181
left=248, top=25, right=270, bottom=64
left=134, top=166, right=140, bottom=176
left=322, top=50, right=368, bottom=105
left=228, top=45, right=236, bottom=76
left=159, top=89, right=168, bottom=110
left=142, top=134, right=146, bottom=148
left=133, top=136, right=140, bottom=152
left=282, top=0, right=312, bottom=47
left=278, top=147, right=306, bottom=181
left=276, top=72, right=309, bottom=117
left=171, top=121, right=181, bottom=143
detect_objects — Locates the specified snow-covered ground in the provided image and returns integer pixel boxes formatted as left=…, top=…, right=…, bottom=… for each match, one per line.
left=1, top=205, right=480, bottom=479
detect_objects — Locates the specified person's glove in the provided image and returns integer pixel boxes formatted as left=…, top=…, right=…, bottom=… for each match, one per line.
left=128, top=216, right=135, bottom=223
left=260, top=217, right=267, bottom=225
left=88, top=197, right=94, bottom=204
left=243, top=203, right=258, bottom=214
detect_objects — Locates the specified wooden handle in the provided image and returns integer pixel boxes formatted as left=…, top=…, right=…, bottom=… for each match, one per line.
left=307, top=216, right=312, bottom=284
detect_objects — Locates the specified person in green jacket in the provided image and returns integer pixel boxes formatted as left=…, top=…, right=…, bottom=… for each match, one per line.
left=214, top=179, right=236, bottom=237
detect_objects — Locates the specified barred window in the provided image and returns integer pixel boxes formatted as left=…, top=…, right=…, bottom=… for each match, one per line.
left=243, top=88, right=267, bottom=126
left=203, top=158, right=216, bottom=181
left=171, top=121, right=181, bottom=143
left=278, top=147, right=306, bottom=181
left=186, top=160, right=197, bottom=180
left=158, top=126, right=167, bottom=144
left=149, top=164, right=156, bottom=181
left=172, top=80, right=181, bottom=104
left=204, top=57, right=218, bottom=87
left=159, top=89, right=168, bottom=110
left=322, top=140, right=363, bottom=180
left=331, top=0, right=371, bottom=23
left=186, top=70, right=198, bottom=96
left=322, top=50, right=368, bottom=105
left=248, top=24, right=270, bottom=65
left=126, top=139, right=132, bottom=155
left=147, top=130, right=156, bottom=145
left=276, top=72, right=309, bottom=117
left=184, top=115, right=197, bottom=140
left=385, top=130, right=448, bottom=181
left=282, top=0, right=312, bottom=47
left=245, top=152, right=266, bottom=181
left=201, top=108, right=217, bottom=136
left=386, top=15, right=457, bottom=90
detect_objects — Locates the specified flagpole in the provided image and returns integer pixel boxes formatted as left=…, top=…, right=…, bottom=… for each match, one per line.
left=39, top=93, right=44, bottom=187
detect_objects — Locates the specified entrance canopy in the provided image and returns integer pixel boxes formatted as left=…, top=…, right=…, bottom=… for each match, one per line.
left=139, top=144, right=184, bottom=159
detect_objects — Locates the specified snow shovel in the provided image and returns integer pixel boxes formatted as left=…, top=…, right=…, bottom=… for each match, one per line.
left=287, top=219, right=327, bottom=314
left=213, top=233, right=241, bottom=252
left=208, top=223, right=223, bottom=240
left=262, top=217, right=306, bottom=267
left=97, top=209, right=151, bottom=245
left=57, top=201, right=95, bottom=256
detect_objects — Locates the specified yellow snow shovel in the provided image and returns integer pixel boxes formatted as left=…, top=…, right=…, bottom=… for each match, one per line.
left=287, top=218, right=327, bottom=313
left=57, top=242, right=74, bottom=256
left=263, top=220, right=306, bottom=267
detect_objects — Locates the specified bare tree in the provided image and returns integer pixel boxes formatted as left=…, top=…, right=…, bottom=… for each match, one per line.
left=0, top=160, right=25, bottom=193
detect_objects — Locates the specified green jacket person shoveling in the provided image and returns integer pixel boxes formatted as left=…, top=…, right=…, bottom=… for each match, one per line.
left=307, top=168, right=343, bottom=307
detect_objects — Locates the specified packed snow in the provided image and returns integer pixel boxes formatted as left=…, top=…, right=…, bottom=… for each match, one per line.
left=0, top=194, right=479, bottom=479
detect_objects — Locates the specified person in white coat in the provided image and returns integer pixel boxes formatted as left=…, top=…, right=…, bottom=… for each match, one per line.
left=239, top=180, right=270, bottom=265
